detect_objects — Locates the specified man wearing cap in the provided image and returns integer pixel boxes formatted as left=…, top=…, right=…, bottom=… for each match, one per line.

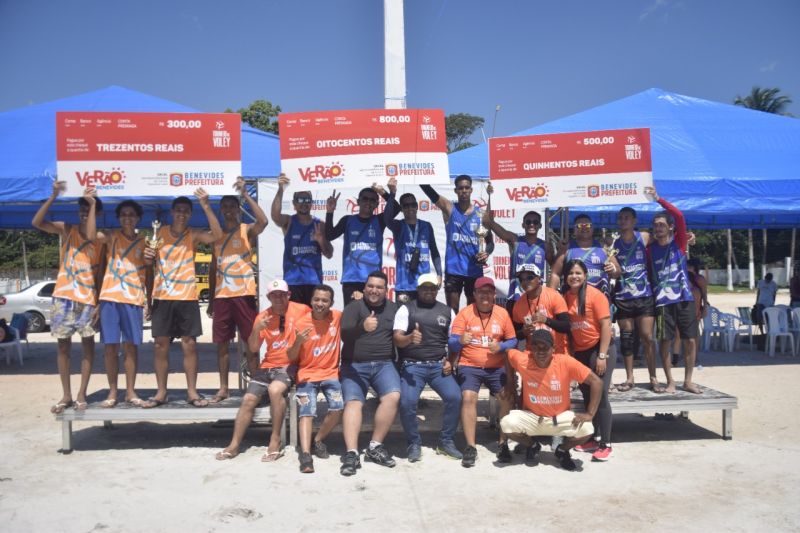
left=449, top=276, right=517, bottom=467
left=393, top=273, right=461, bottom=462
left=511, top=263, right=570, bottom=353
left=339, top=270, right=400, bottom=476
left=384, top=192, right=443, bottom=303
left=549, top=214, right=620, bottom=296
left=215, top=279, right=310, bottom=462
left=501, top=329, right=603, bottom=471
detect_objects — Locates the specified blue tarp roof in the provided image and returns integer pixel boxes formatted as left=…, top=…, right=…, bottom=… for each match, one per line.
left=448, top=88, right=800, bottom=229
left=0, top=85, right=280, bottom=228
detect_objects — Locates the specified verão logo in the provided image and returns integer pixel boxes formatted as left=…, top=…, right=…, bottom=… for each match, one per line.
left=505, top=185, right=549, bottom=202
left=298, top=163, right=345, bottom=183
left=75, top=167, right=126, bottom=187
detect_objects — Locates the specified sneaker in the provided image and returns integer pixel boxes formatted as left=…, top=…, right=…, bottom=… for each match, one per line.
left=312, top=439, right=329, bottom=459
left=340, top=451, right=361, bottom=476
left=461, top=445, right=477, bottom=468
left=524, top=442, right=542, bottom=466
left=407, top=443, right=422, bottom=463
left=592, top=444, right=613, bottom=462
left=554, top=445, right=577, bottom=471
left=435, top=440, right=463, bottom=460
left=496, top=442, right=512, bottom=463
left=574, top=439, right=600, bottom=453
left=364, top=444, right=396, bottom=468
left=298, top=452, right=314, bottom=474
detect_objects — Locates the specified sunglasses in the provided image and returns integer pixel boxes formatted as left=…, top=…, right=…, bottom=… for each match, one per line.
left=294, top=197, right=313, bottom=204
left=517, top=273, right=537, bottom=281
left=575, top=223, right=592, bottom=230
left=523, top=219, right=540, bottom=226
left=401, top=203, right=418, bottom=209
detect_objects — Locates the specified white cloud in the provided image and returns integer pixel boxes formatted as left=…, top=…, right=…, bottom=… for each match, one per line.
left=759, top=61, right=778, bottom=73
left=639, top=0, right=670, bottom=22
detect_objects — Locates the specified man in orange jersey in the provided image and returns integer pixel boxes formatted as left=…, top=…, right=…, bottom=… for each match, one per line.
left=215, top=279, right=310, bottom=462
left=449, top=277, right=517, bottom=467
left=501, top=330, right=602, bottom=471
left=207, top=177, right=268, bottom=403
left=33, top=181, right=103, bottom=413
left=287, top=284, right=343, bottom=473
left=143, top=189, right=223, bottom=408
left=95, top=199, right=152, bottom=408
left=511, top=264, right=570, bottom=352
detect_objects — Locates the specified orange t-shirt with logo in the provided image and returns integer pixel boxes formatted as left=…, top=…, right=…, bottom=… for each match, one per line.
left=564, top=285, right=610, bottom=352
left=99, top=230, right=147, bottom=306
left=451, top=304, right=516, bottom=368
left=512, top=287, right=569, bottom=353
left=255, top=301, right=310, bottom=369
left=53, top=226, right=102, bottom=305
left=294, top=309, right=342, bottom=384
left=153, top=227, right=196, bottom=301
left=508, top=350, right=591, bottom=417
left=213, top=224, right=256, bottom=298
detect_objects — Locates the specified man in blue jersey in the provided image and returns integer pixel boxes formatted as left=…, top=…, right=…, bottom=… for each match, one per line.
left=420, top=175, right=494, bottom=312
left=271, top=173, right=333, bottom=305
left=384, top=191, right=443, bottom=303
left=482, top=207, right=550, bottom=315
left=325, top=179, right=399, bottom=305
left=549, top=214, right=620, bottom=295
left=611, top=206, right=660, bottom=392
left=646, top=186, right=701, bottom=394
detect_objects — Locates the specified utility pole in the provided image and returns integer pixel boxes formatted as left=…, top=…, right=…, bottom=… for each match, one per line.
left=384, top=0, right=407, bottom=109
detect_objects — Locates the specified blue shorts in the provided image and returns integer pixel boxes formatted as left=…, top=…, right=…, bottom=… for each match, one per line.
left=296, top=379, right=344, bottom=417
left=340, top=361, right=401, bottom=403
left=99, top=301, right=144, bottom=345
left=456, top=365, right=507, bottom=394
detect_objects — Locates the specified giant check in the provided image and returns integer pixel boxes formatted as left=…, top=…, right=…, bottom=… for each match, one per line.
left=489, top=128, right=652, bottom=208
left=56, top=111, right=241, bottom=197
left=279, top=109, right=449, bottom=191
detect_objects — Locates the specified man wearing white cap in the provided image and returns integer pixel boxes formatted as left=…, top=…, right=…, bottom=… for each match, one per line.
left=393, top=273, right=461, bottom=462
left=511, top=263, right=570, bottom=353
left=215, top=279, right=310, bottom=462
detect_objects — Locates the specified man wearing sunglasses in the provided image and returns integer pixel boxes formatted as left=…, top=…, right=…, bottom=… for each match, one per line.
left=326, top=179, right=399, bottom=305
left=271, top=173, right=333, bottom=306
left=511, top=263, right=570, bottom=354
left=549, top=214, right=620, bottom=296
left=421, top=175, right=494, bottom=312
left=384, top=192, right=442, bottom=303
left=482, top=208, right=550, bottom=315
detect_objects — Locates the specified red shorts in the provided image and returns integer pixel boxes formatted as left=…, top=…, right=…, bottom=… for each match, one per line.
left=211, top=296, right=257, bottom=343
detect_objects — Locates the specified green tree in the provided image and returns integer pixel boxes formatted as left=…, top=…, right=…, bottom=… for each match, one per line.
left=225, top=99, right=281, bottom=134
left=446, top=113, right=485, bottom=152
left=734, top=87, right=793, bottom=116
left=0, top=230, right=59, bottom=270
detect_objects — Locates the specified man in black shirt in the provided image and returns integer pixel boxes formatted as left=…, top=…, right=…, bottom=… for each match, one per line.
left=393, top=273, right=462, bottom=462
left=339, top=270, right=400, bottom=476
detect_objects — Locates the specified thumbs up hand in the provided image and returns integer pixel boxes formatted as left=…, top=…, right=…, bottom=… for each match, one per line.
left=364, top=311, right=378, bottom=333
left=411, top=322, right=422, bottom=345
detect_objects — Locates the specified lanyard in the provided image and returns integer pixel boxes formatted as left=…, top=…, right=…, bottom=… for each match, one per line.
left=405, top=222, right=420, bottom=248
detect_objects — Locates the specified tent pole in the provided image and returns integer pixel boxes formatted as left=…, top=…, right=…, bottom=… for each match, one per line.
left=727, top=229, right=734, bottom=291
left=762, top=229, right=768, bottom=279
left=748, top=229, right=755, bottom=290
left=790, top=228, right=797, bottom=283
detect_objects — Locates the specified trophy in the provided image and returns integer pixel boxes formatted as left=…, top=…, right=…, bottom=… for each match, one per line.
left=603, top=232, right=620, bottom=266
left=475, top=223, right=489, bottom=264
left=146, top=219, right=163, bottom=251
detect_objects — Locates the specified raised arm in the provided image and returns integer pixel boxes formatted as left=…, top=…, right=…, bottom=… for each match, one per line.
left=233, top=177, right=268, bottom=241
left=324, top=190, right=346, bottom=241
left=420, top=185, right=453, bottom=222
left=312, top=221, right=334, bottom=259
left=482, top=208, right=517, bottom=244
left=192, top=188, right=225, bottom=245
left=32, top=180, right=68, bottom=237
left=271, top=173, right=292, bottom=234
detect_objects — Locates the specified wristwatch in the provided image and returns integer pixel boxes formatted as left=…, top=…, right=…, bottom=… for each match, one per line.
left=598, top=353, right=608, bottom=360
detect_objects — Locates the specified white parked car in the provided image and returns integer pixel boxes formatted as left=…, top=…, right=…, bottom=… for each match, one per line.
left=0, top=280, right=56, bottom=333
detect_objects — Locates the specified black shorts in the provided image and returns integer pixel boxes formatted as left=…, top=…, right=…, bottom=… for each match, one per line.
left=655, top=301, right=698, bottom=342
left=614, top=296, right=656, bottom=320
left=151, top=299, right=203, bottom=338
left=289, top=284, right=316, bottom=306
left=444, top=274, right=476, bottom=302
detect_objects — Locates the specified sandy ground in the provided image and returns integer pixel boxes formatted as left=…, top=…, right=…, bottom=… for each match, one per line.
left=1, top=290, right=798, bottom=532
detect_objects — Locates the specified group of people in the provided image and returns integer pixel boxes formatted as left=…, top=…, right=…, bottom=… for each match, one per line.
left=35, top=173, right=705, bottom=475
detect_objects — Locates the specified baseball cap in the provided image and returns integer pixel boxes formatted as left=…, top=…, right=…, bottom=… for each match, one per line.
left=474, top=277, right=496, bottom=291
left=416, top=273, right=440, bottom=288
left=266, top=279, right=289, bottom=295
left=516, top=263, right=542, bottom=277
left=530, top=329, right=554, bottom=347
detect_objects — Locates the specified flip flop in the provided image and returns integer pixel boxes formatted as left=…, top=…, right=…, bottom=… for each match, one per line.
left=100, top=398, right=117, bottom=408
left=74, top=400, right=88, bottom=411
left=215, top=450, right=238, bottom=461
left=187, top=396, right=209, bottom=408
left=615, top=382, right=634, bottom=392
left=142, top=397, right=166, bottom=409
left=126, top=398, right=147, bottom=407
left=50, top=400, right=73, bottom=414
left=261, top=449, right=285, bottom=462
left=208, top=394, right=229, bottom=404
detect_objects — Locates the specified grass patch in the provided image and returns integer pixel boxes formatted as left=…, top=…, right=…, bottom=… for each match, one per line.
left=707, top=285, right=754, bottom=294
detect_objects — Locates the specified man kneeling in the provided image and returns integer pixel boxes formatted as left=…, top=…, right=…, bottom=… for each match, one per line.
left=500, top=330, right=602, bottom=471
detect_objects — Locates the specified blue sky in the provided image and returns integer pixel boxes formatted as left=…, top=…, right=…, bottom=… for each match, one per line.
left=1, top=0, right=798, bottom=143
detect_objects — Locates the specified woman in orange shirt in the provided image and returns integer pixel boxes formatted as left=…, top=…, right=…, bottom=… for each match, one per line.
left=563, top=259, right=614, bottom=462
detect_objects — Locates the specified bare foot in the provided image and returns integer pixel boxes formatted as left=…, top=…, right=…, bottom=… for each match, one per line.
left=683, top=382, right=702, bottom=394
left=664, top=381, right=677, bottom=394
left=208, top=390, right=230, bottom=404
left=615, top=381, right=634, bottom=392
left=50, top=399, right=73, bottom=414
left=649, top=378, right=666, bottom=393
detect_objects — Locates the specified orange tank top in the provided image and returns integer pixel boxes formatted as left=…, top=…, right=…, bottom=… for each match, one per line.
left=53, top=226, right=101, bottom=305
left=99, top=230, right=147, bottom=306
left=153, top=227, right=197, bottom=301
left=213, top=224, right=256, bottom=298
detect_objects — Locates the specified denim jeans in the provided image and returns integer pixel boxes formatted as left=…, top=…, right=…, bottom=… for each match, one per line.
left=399, top=360, right=462, bottom=446
left=340, top=360, right=401, bottom=403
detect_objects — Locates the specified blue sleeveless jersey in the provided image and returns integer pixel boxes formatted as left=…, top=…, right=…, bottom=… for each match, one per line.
left=565, top=239, right=609, bottom=295
left=445, top=205, right=482, bottom=278
left=507, top=236, right=546, bottom=301
left=342, top=215, right=383, bottom=283
left=648, top=240, right=694, bottom=307
left=283, top=215, right=323, bottom=285
left=389, top=220, right=434, bottom=291
left=613, top=231, right=652, bottom=300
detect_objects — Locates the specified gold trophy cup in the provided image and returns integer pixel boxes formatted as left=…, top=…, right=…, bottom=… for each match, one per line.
left=146, top=219, right=163, bottom=251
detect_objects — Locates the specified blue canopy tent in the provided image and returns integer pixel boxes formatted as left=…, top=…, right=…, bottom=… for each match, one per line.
left=0, top=86, right=280, bottom=229
left=449, top=88, right=800, bottom=229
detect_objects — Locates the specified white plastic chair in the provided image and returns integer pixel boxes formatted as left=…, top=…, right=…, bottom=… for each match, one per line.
left=0, top=325, right=24, bottom=365
left=735, top=307, right=755, bottom=349
left=718, top=313, right=740, bottom=352
left=790, top=308, right=800, bottom=355
left=702, top=307, right=727, bottom=351
left=762, top=306, right=796, bottom=357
